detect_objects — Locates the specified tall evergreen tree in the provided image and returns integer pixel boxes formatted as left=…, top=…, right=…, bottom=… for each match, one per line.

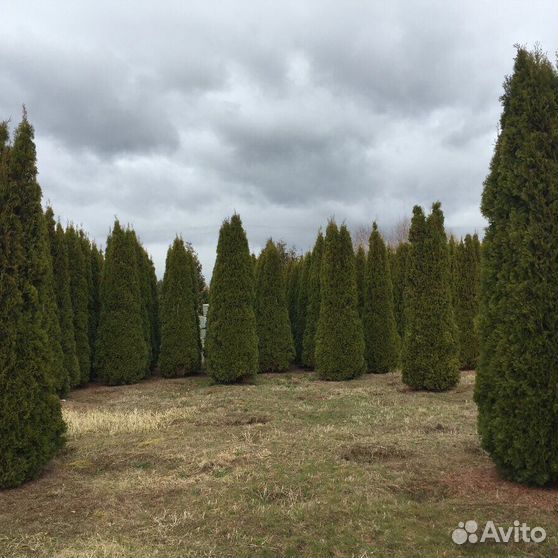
left=402, top=203, right=459, bottom=391
left=78, top=230, right=95, bottom=377
left=295, top=252, right=311, bottom=364
left=453, top=234, right=481, bottom=369
left=363, top=223, right=400, bottom=373
left=448, top=234, right=458, bottom=308
left=255, top=240, right=294, bottom=372
left=159, top=237, right=201, bottom=377
left=0, top=116, right=65, bottom=488
left=66, top=225, right=91, bottom=384
left=391, top=242, right=409, bottom=341
left=89, top=242, right=103, bottom=376
left=96, top=221, right=148, bottom=385
left=36, top=206, right=66, bottom=395
left=302, top=232, right=324, bottom=368
left=206, top=214, right=258, bottom=383
left=354, top=245, right=366, bottom=323
left=285, top=258, right=301, bottom=352
left=475, top=48, right=558, bottom=486
left=315, top=222, right=365, bottom=380
left=45, top=207, right=77, bottom=394
left=133, top=236, right=155, bottom=370
left=147, top=252, right=160, bottom=368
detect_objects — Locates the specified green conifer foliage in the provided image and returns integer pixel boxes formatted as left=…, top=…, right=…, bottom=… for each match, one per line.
left=96, top=221, right=148, bottom=385
left=66, top=225, right=91, bottom=384
left=354, top=245, right=366, bottom=324
left=295, top=252, right=311, bottom=364
left=255, top=240, right=294, bottom=372
left=206, top=214, right=258, bottom=383
left=363, top=223, right=400, bottom=373
left=285, top=258, right=301, bottom=351
left=391, top=242, right=409, bottom=341
left=0, top=116, right=65, bottom=488
left=89, top=243, right=103, bottom=376
left=159, top=237, right=201, bottom=377
left=78, top=231, right=95, bottom=377
left=133, top=237, right=155, bottom=370
left=448, top=235, right=458, bottom=308
left=475, top=48, right=558, bottom=486
left=46, top=207, right=77, bottom=394
left=402, top=204, right=459, bottom=391
left=315, top=222, right=365, bottom=380
left=36, top=207, right=66, bottom=395
left=453, top=235, right=481, bottom=369
left=147, top=253, right=160, bottom=368
left=302, top=232, right=324, bottom=368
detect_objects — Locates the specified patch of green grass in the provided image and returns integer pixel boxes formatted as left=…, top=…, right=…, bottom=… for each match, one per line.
left=0, top=370, right=555, bottom=557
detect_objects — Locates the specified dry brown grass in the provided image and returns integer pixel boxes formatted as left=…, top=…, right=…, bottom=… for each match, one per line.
left=0, top=370, right=555, bottom=557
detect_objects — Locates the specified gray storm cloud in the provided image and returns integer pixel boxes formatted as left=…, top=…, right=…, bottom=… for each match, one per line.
left=0, top=0, right=556, bottom=277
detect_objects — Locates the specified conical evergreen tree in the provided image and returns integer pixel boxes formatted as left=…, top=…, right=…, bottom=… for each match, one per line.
left=78, top=230, right=95, bottom=377
left=37, top=206, right=66, bottom=395
left=133, top=236, right=155, bottom=370
left=96, top=221, right=148, bottom=385
left=285, top=258, right=301, bottom=352
left=315, top=222, right=365, bottom=380
left=206, top=214, right=258, bottom=383
left=391, top=242, right=409, bottom=341
left=45, top=207, right=77, bottom=394
left=475, top=48, right=558, bottom=486
left=354, top=245, right=366, bottom=323
left=363, top=223, right=400, bottom=373
left=159, top=237, right=201, bottom=377
left=295, top=252, right=311, bottom=364
left=147, top=252, right=160, bottom=368
left=0, top=115, right=65, bottom=488
left=255, top=240, right=294, bottom=372
left=186, top=247, right=202, bottom=363
left=66, top=225, right=91, bottom=384
left=402, top=204, right=459, bottom=391
left=448, top=234, right=458, bottom=309
left=453, top=234, right=481, bottom=369
left=89, top=242, right=103, bottom=376
left=302, top=232, right=324, bottom=368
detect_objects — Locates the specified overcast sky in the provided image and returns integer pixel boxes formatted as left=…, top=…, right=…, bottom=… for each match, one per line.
left=1, top=1, right=556, bottom=278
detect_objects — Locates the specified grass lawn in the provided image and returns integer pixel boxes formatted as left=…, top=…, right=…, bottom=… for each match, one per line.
left=0, top=370, right=555, bottom=557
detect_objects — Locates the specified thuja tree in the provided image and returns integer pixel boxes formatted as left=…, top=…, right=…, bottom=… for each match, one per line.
left=78, top=231, right=95, bottom=378
left=255, top=240, right=294, bottom=372
left=402, top=203, right=459, bottom=391
left=159, top=237, right=201, bottom=377
left=89, top=243, right=103, bottom=376
left=206, top=214, right=258, bottom=383
left=46, top=207, right=79, bottom=394
left=0, top=116, right=65, bottom=488
left=354, top=245, right=366, bottom=323
left=285, top=258, right=301, bottom=352
left=186, top=248, right=203, bottom=361
left=475, top=48, right=558, bottom=486
left=315, top=222, right=365, bottom=380
left=147, top=252, right=160, bottom=367
left=453, top=234, right=481, bottom=369
left=302, top=232, right=324, bottom=368
left=363, top=223, right=400, bottom=373
left=133, top=237, right=155, bottom=370
left=66, top=225, right=91, bottom=384
left=391, top=242, right=409, bottom=341
left=96, top=221, right=148, bottom=385
left=295, top=252, right=312, bottom=363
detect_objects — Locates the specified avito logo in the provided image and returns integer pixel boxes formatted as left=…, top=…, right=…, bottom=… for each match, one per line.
left=452, top=520, right=546, bottom=545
